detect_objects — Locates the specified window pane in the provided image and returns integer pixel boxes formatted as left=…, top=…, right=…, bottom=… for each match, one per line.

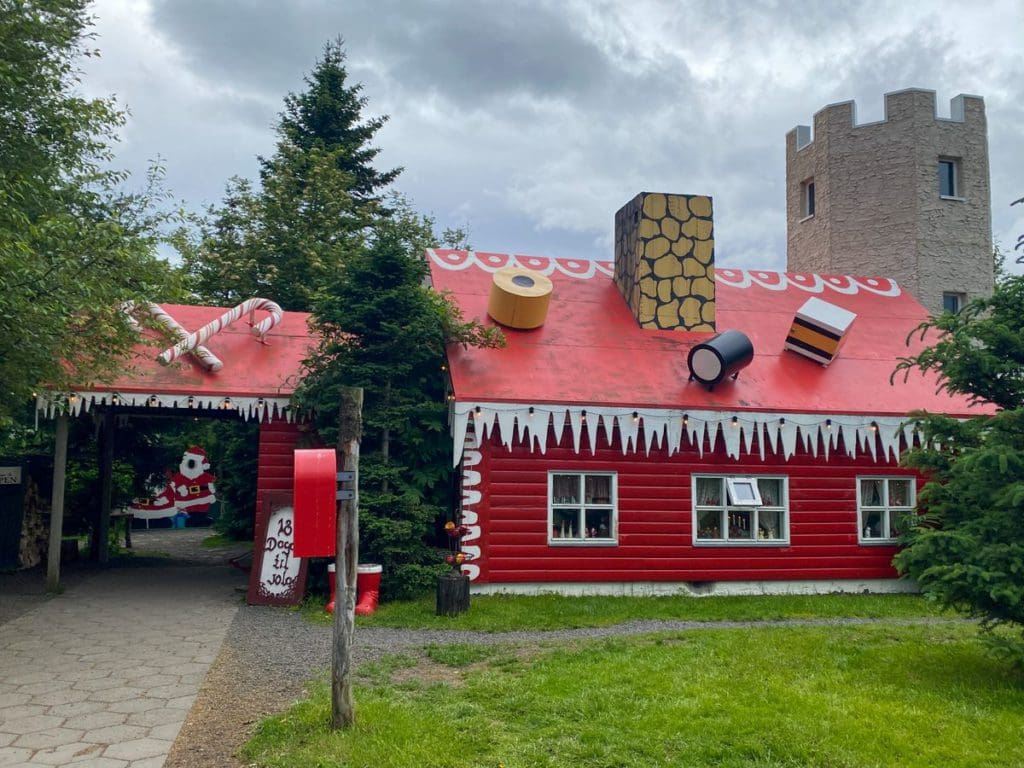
left=888, top=479, right=911, bottom=507
left=939, top=160, right=955, bottom=196
left=888, top=511, right=904, bottom=539
left=861, top=479, right=884, bottom=507
left=729, top=480, right=758, bottom=504
left=757, top=478, right=782, bottom=507
left=726, top=477, right=762, bottom=506
left=696, top=477, right=722, bottom=506
left=942, top=293, right=961, bottom=313
left=728, top=510, right=753, bottom=540
left=585, top=475, right=612, bottom=504
left=697, top=509, right=722, bottom=539
left=861, top=509, right=883, bottom=539
left=552, top=475, right=579, bottom=505
left=806, top=182, right=815, bottom=215
left=758, top=508, right=784, bottom=540
left=585, top=509, right=612, bottom=538
left=553, top=508, right=578, bottom=539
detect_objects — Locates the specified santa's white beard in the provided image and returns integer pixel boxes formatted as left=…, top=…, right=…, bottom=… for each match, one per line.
left=179, top=459, right=208, bottom=481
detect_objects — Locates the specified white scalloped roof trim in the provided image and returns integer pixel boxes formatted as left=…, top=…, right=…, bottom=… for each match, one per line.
left=428, top=249, right=901, bottom=297
left=715, top=269, right=901, bottom=296
left=450, top=402, right=922, bottom=466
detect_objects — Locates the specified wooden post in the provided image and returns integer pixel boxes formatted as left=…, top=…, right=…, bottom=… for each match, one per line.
left=94, top=409, right=114, bottom=563
left=332, top=387, right=362, bottom=729
left=436, top=571, right=470, bottom=616
left=46, top=414, right=69, bottom=591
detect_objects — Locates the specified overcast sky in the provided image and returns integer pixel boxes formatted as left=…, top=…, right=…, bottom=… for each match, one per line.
left=82, top=0, right=1024, bottom=274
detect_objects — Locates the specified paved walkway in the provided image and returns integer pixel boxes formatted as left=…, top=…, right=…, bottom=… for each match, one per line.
left=0, top=530, right=247, bottom=767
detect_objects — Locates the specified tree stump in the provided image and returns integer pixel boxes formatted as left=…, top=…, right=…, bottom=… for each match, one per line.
left=436, top=571, right=470, bottom=617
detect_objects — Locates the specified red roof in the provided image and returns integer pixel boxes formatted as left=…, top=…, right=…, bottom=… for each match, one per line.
left=429, top=250, right=981, bottom=418
left=72, top=303, right=314, bottom=399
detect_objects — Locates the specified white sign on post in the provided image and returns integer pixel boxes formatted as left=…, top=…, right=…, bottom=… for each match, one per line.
left=0, top=467, right=21, bottom=486
left=258, top=506, right=302, bottom=597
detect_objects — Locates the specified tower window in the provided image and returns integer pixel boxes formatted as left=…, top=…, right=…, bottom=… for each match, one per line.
left=800, top=178, right=815, bottom=218
left=942, top=292, right=965, bottom=314
left=938, top=158, right=960, bottom=198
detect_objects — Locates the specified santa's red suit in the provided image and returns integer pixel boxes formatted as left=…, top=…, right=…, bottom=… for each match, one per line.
left=171, top=446, right=217, bottom=515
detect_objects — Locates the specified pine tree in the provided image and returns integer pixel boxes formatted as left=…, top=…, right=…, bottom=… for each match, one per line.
left=183, top=39, right=397, bottom=311
left=894, top=275, right=1024, bottom=661
left=270, top=37, right=400, bottom=211
left=297, top=218, right=502, bottom=599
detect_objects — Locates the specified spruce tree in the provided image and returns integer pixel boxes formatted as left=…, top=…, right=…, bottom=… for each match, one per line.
left=183, top=39, right=396, bottom=311
left=271, top=37, right=400, bottom=211
left=297, top=218, right=503, bottom=599
left=894, top=274, right=1024, bottom=661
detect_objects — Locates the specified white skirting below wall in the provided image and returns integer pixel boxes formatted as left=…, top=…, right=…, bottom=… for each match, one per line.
left=470, top=579, right=919, bottom=597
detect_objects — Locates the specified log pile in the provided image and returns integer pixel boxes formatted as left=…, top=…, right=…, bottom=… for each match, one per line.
left=18, top=478, right=48, bottom=569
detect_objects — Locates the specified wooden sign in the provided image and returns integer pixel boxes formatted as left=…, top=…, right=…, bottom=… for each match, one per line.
left=247, top=490, right=309, bottom=606
left=0, top=467, right=21, bottom=485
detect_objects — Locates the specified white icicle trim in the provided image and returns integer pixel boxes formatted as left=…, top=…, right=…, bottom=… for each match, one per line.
left=449, top=402, right=923, bottom=467
left=36, top=391, right=296, bottom=423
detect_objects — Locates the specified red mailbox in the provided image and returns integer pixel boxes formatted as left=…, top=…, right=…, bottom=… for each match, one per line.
left=293, top=448, right=337, bottom=558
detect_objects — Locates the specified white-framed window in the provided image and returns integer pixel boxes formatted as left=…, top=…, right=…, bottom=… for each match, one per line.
left=549, top=472, right=617, bottom=545
left=857, top=476, right=915, bottom=544
left=693, top=475, right=788, bottom=545
left=938, top=158, right=960, bottom=198
left=800, top=178, right=816, bottom=218
left=942, top=291, right=965, bottom=314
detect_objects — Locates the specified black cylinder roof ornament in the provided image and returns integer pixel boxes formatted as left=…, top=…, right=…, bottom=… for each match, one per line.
left=687, top=329, right=754, bottom=391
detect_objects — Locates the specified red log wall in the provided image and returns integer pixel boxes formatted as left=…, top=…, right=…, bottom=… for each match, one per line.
left=257, top=421, right=304, bottom=497
left=475, top=420, right=918, bottom=585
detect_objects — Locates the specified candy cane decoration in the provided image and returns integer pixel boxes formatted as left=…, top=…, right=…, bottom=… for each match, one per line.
left=158, top=298, right=283, bottom=367
left=145, top=303, right=224, bottom=372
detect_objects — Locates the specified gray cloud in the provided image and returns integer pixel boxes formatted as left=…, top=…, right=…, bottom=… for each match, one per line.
left=85, top=0, right=1023, bottom=273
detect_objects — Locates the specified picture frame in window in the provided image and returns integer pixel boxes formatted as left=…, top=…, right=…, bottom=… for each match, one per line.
left=725, top=477, right=762, bottom=506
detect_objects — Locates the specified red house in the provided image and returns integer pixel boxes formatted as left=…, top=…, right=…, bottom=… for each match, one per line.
left=429, top=192, right=981, bottom=596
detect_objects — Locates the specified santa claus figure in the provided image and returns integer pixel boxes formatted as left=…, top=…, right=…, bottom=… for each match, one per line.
left=128, top=470, right=177, bottom=520
left=171, top=446, right=217, bottom=515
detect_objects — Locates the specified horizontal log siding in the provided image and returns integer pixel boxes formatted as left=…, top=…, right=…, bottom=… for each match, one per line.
left=257, top=421, right=303, bottom=495
left=480, top=420, right=918, bottom=584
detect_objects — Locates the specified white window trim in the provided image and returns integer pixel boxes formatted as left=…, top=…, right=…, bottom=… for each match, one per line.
left=856, top=475, right=916, bottom=545
left=548, top=471, right=618, bottom=546
left=692, top=474, right=790, bottom=547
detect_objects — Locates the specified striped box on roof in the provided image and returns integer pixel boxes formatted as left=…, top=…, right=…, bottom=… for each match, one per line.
left=784, top=297, right=857, bottom=366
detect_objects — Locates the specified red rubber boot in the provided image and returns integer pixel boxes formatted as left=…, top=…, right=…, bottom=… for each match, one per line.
left=325, top=563, right=336, bottom=614
left=354, top=564, right=383, bottom=616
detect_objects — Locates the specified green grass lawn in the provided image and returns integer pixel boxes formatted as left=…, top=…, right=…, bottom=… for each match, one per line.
left=311, top=592, right=948, bottom=632
left=201, top=532, right=251, bottom=549
left=244, top=622, right=1023, bottom=767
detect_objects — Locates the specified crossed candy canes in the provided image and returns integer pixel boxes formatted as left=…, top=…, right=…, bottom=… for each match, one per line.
left=123, top=299, right=283, bottom=371
left=156, top=298, right=283, bottom=370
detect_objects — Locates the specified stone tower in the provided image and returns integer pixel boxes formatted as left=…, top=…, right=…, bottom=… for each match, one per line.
left=785, top=88, right=993, bottom=315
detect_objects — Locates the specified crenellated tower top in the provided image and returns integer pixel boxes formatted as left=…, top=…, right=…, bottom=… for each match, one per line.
left=785, top=88, right=992, bottom=316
